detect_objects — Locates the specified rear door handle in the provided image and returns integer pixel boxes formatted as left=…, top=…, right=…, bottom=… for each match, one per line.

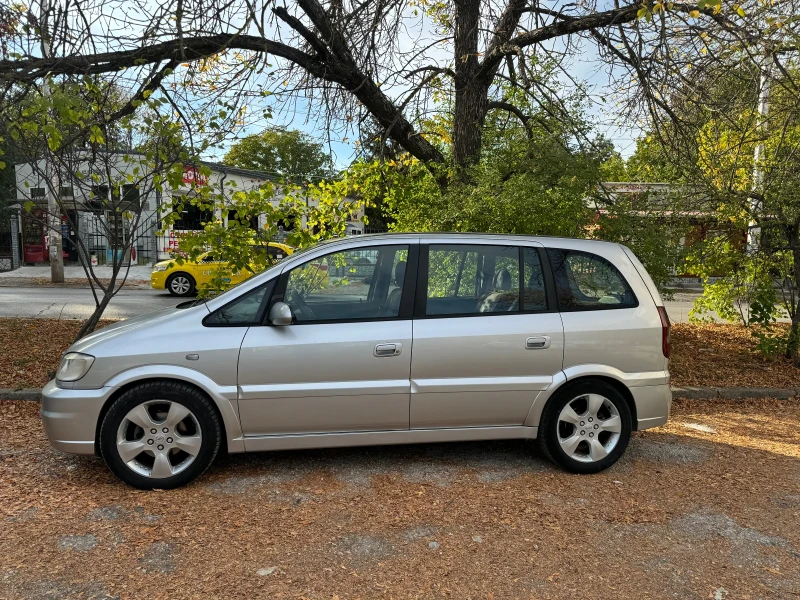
left=374, top=343, right=402, bottom=357
left=526, top=336, right=551, bottom=350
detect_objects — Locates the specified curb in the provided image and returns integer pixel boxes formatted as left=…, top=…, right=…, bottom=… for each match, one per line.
left=671, top=386, right=800, bottom=400
left=3, top=387, right=800, bottom=403
left=1, top=389, right=45, bottom=401
left=0, top=282, right=151, bottom=290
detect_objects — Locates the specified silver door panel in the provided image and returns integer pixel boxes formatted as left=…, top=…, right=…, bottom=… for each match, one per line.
left=410, top=387, right=546, bottom=428
left=410, top=313, right=564, bottom=428
left=238, top=321, right=412, bottom=436
left=238, top=393, right=409, bottom=435
left=238, top=379, right=410, bottom=400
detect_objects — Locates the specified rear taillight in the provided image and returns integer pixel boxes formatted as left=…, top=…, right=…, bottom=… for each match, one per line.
left=657, top=306, right=671, bottom=358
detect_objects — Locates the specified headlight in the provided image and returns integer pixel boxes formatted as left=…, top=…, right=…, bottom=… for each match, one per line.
left=56, top=352, right=95, bottom=382
left=153, top=264, right=168, bottom=272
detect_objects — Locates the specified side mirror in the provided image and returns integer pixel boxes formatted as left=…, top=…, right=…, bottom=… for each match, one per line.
left=269, top=301, right=293, bottom=326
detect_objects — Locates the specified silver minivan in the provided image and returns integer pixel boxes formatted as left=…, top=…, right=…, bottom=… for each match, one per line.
left=41, top=234, right=672, bottom=489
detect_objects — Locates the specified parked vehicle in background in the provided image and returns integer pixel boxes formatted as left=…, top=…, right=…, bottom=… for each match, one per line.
left=42, top=233, right=671, bottom=489
left=150, top=242, right=294, bottom=296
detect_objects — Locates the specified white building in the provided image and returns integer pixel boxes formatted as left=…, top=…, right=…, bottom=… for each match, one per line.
left=13, top=153, right=364, bottom=265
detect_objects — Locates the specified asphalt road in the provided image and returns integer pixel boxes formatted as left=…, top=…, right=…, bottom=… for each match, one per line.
left=0, top=286, right=180, bottom=319
left=0, top=285, right=708, bottom=322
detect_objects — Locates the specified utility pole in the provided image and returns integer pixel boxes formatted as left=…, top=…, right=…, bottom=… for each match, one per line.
left=40, top=0, right=64, bottom=282
left=747, top=49, right=771, bottom=254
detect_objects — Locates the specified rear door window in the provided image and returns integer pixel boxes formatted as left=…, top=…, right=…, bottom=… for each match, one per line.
left=522, top=248, right=548, bottom=311
left=547, top=249, right=637, bottom=310
left=425, top=245, right=522, bottom=316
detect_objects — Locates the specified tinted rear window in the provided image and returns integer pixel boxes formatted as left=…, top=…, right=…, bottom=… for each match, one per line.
left=547, top=249, right=637, bottom=310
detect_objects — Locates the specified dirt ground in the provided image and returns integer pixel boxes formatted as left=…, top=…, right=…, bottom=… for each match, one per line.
left=0, top=319, right=114, bottom=389
left=1, top=398, right=798, bottom=599
left=670, top=323, right=800, bottom=389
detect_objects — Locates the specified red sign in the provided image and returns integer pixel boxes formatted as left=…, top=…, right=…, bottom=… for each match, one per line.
left=182, top=166, right=209, bottom=186
left=158, top=229, right=198, bottom=254
left=166, top=229, right=187, bottom=250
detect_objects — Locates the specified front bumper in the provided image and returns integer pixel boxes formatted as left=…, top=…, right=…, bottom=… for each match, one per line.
left=631, top=383, right=672, bottom=430
left=150, top=271, right=168, bottom=290
left=40, top=380, right=112, bottom=455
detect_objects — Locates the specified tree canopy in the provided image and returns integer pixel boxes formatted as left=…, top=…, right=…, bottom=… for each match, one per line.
left=623, top=58, right=800, bottom=361
left=3, top=0, right=797, bottom=187
left=223, top=128, right=333, bottom=182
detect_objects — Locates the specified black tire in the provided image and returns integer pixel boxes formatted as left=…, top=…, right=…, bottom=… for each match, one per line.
left=99, top=381, right=222, bottom=489
left=538, top=379, right=632, bottom=474
left=166, top=272, right=196, bottom=296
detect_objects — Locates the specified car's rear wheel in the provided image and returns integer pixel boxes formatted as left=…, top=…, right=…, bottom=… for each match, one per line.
left=166, top=272, right=196, bottom=296
left=538, top=379, right=632, bottom=474
left=99, top=381, right=222, bottom=489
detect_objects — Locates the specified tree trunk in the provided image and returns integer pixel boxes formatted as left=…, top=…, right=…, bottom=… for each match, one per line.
left=788, top=307, right=800, bottom=366
left=452, top=0, right=489, bottom=171
left=786, top=235, right=800, bottom=365
left=74, top=291, right=114, bottom=342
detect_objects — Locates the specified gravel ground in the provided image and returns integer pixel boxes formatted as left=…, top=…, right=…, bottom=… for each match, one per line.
left=1, top=398, right=799, bottom=599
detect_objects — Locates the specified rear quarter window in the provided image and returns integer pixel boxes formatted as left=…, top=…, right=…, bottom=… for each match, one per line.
left=547, top=249, right=637, bottom=310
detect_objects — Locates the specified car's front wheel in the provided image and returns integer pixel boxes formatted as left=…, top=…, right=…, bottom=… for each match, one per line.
left=538, top=379, right=632, bottom=474
left=98, top=381, right=222, bottom=489
left=166, top=272, right=196, bottom=296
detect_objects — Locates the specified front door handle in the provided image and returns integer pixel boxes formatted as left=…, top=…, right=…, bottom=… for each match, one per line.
left=526, top=336, right=551, bottom=350
left=374, top=343, right=402, bottom=357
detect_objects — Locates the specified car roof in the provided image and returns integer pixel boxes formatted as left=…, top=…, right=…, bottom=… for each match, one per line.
left=315, top=232, right=622, bottom=249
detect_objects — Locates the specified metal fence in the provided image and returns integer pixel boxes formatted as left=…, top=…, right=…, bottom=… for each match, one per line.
left=0, top=214, right=19, bottom=272
left=0, top=230, right=13, bottom=272
left=78, top=210, right=159, bottom=265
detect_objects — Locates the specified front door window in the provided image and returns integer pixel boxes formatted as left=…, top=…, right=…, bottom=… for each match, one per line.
left=284, top=245, right=409, bottom=322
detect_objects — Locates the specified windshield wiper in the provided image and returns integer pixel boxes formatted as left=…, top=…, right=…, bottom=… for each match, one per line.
left=175, top=298, right=207, bottom=309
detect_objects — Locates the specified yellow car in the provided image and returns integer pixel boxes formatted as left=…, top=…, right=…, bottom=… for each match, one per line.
left=151, top=242, right=294, bottom=296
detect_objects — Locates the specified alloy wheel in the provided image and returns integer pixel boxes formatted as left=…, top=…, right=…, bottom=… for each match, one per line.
left=170, top=275, right=191, bottom=295
left=115, top=400, right=202, bottom=478
left=556, top=393, right=622, bottom=463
